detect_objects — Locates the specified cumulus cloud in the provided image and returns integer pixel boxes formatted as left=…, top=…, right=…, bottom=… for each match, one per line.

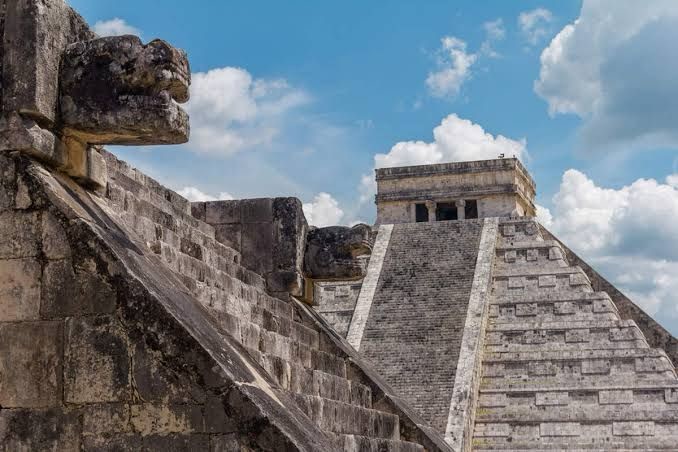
left=185, top=67, right=311, bottom=156
left=518, top=8, right=553, bottom=45
left=426, top=37, right=477, bottom=98
left=303, top=193, right=344, bottom=227
left=535, top=1, right=678, bottom=150
left=374, top=114, right=527, bottom=169
left=177, top=186, right=234, bottom=202
left=93, top=18, right=141, bottom=37
left=481, top=18, right=506, bottom=57
left=357, top=114, right=527, bottom=206
left=543, top=169, right=678, bottom=328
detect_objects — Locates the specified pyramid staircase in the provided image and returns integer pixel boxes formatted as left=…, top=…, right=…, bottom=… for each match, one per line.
left=472, top=219, right=678, bottom=450
left=101, top=151, right=442, bottom=451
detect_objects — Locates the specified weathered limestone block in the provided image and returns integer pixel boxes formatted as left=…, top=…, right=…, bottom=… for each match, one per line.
left=535, top=391, right=569, bottom=406
left=0, top=321, right=63, bottom=407
left=64, top=315, right=131, bottom=404
left=599, top=389, right=634, bottom=405
left=0, top=210, right=40, bottom=258
left=0, top=257, right=41, bottom=321
left=304, top=224, right=372, bottom=280
left=130, top=403, right=203, bottom=435
left=41, top=258, right=117, bottom=317
left=0, top=407, right=81, bottom=451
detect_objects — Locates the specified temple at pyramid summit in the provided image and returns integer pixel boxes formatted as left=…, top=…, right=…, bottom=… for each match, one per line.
left=1, top=1, right=677, bottom=451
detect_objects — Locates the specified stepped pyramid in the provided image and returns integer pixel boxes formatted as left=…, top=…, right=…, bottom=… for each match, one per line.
left=0, top=1, right=677, bottom=451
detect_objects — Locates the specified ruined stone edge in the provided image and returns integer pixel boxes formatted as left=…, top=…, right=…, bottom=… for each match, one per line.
left=444, top=217, right=499, bottom=451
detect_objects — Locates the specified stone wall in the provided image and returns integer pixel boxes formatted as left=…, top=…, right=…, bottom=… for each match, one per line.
left=193, top=197, right=308, bottom=299
left=313, top=280, right=364, bottom=337
left=357, top=220, right=484, bottom=432
left=0, top=152, right=332, bottom=451
left=540, top=225, right=678, bottom=369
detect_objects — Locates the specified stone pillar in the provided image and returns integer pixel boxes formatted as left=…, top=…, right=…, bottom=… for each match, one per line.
left=426, top=200, right=436, bottom=222
left=456, top=199, right=466, bottom=220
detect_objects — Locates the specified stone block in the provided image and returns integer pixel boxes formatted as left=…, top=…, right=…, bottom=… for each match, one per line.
left=540, top=422, right=580, bottom=437
left=503, top=225, right=515, bottom=236
left=0, top=321, right=62, bottom=407
left=536, top=391, right=569, bottom=406
left=612, top=421, right=654, bottom=436
left=504, top=250, right=516, bottom=263
left=599, top=390, right=634, bottom=405
left=211, top=434, right=242, bottom=451
left=516, top=303, right=538, bottom=316
left=665, top=388, right=678, bottom=403
left=0, top=258, right=41, bottom=321
left=41, top=211, right=71, bottom=259
left=565, top=328, right=590, bottom=343
left=203, top=397, right=238, bottom=433
left=528, top=361, right=556, bottom=376
left=0, top=153, right=17, bottom=210
left=241, top=198, right=273, bottom=223
left=548, top=246, right=564, bottom=260
left=508, top=277, right=524, bottom=288
left=130, top=403, right=203, bottom=435
left=569, top=272, right=589, bottom=286
left=593, top=298, right=614, bottom=313
left=206, top=200, right=241, bottom=224
left=190, top=202, right=206, bottom=221
left=82, top=403, right=132, bottom=435
left=581, top=359, right=611, bottom=375
left=526, top=248, right=538, bottom=261
left=82, top=433, right=143, bottom=451
left=635, top=356, right=668, bottom=372
left=0, top=408, right=80, bottom=450
left=554, top=301, right=575, bottom=315
left=538, top=275, right=556, bottom=287
left=479, top=393, right=507, bottom=407
left=241, top=222, right=273, bottom=275
left=41, top=258, right=117, bottom=317
left=15, top=175, right=32, bottom=209
left=3, top=0, right=92, bottom=123
left=132, top=342, right=206, bottom=404
left=0, top=211, right=41, bottom=258
left=214, top=224, right=242, bottom=252
left=85, top=147, right=107, bottom=188
left=142, top=434, right=210, bottom=451
left=65, top=315, right=130, bottom=403
left=0, top=113, right=62, bottom=166
left=475, top=423, right=510, bottom=437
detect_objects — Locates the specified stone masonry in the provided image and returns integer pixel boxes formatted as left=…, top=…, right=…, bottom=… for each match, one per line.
left=472, top=218, right=678, bottom=449
left=356, top=220, right=485, bottom=432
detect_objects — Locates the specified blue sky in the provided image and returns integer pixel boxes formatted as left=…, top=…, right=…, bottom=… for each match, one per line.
left=71, top=1, right=678, bottom=334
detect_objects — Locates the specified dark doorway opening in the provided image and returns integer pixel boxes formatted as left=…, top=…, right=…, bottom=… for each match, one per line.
left=465, top=200, right=478, bottom=219
left=415, top=203, right=428, bottom=222
left=436, top=202, right=458, bottom=221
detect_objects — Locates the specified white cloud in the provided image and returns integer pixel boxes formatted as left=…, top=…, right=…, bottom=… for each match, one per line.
left=481, top=18, right=506, bottom=57
left=93, top=18, right=141, bottom=37
left=545, top=169, right=678, bottom=329
left=373, top=114, right=527, bottom=169
left=426, top=37, right=477, bottom=98
left=518, top=8, right=553, bottom=45
left=177, top=186, right=234, bottom=202
left=185, top=67, right=311, bottom=156
left=303, top=193, right=344, bottom=227
left=535, top=1, right=678, bottom=150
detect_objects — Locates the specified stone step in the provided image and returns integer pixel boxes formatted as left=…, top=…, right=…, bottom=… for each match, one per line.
left=291, top=393, right=400, bottom=439
left=490, top=292, right=619, bottom=323
left=473, top=432, right=678, bottom=451
left=154, top=239, right=266, bottom=291
left=331, top=434, right=425, bottom=452
left=493, top=267, right=593, bottom=293
left=475, top=405, right=678, bottom=424
left=497, top=220, right=544, bottom=243
left=484, top=347, right=673, bottom=363
left=495, top=240, right=568, bottom=271
left=110, top=179, right=214, bottom=239
left=485, top=321, right=648, bottom=352
left=479, top=385, right=678, bottom=410
left=482, top=353, right=676, bottom=383
left=154, top=222, right=241, bottom=265
left=493, top=291, right=614, bottom=305
left=480, top=371, right=678, bottom=390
